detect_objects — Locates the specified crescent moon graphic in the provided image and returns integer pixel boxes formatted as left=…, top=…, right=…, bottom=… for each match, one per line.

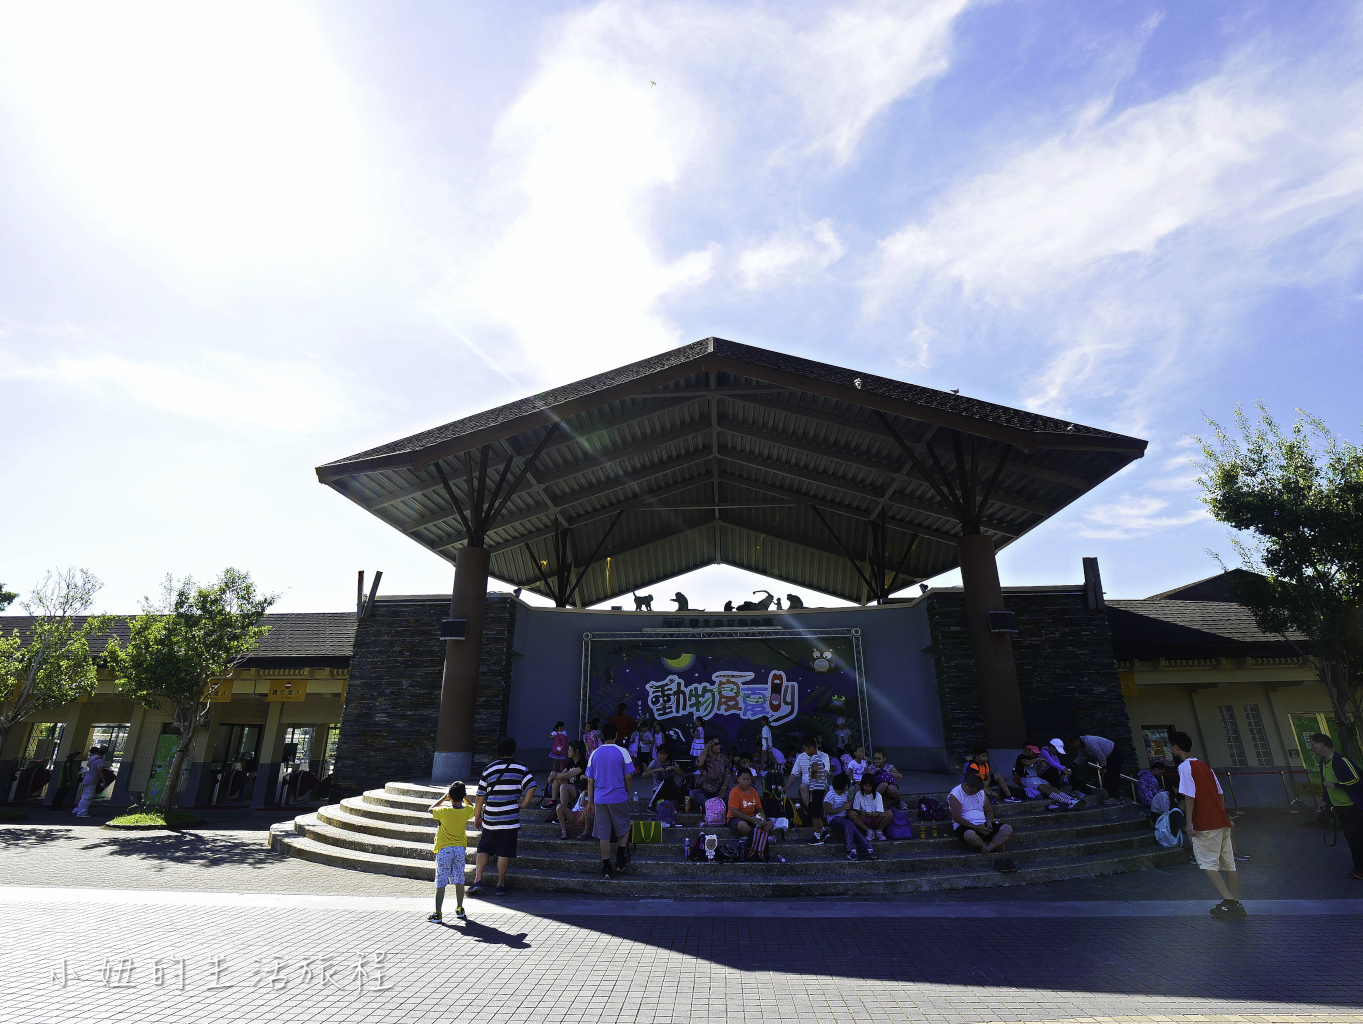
left=662, top=652, right=695, bottom=671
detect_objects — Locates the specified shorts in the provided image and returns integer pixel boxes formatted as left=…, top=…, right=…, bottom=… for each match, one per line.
left=435, top=845, right=466, bottom=888
left=1190, top=826, right=1236, bottom=872
left=593, top=801, right=631, bottom=843
left=807, top=789, right=826, bottom=818
left=954, top=821, right=1000, bottom=843
left=476, top=828, right=518, bottom=860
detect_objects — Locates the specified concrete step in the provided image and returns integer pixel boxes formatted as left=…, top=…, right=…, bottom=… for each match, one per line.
left=315, top=801, right=1151, bottom=860
left=297, top=815, right=1165, bottom=876
left=269, top=822, right=1183, bottom=893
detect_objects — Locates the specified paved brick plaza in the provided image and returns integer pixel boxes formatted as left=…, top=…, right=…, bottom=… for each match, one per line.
left=3, top=809, right=1362, bottom=1023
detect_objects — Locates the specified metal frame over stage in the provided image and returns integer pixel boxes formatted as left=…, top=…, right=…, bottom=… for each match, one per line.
left=316, top=337, right=1146, bottom=778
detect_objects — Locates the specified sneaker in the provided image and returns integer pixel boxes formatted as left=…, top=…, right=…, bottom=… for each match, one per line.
left=806, top=834, right=825, bottom=846
left=1003, top=796, right=1021, bottom=803
left=847, top=851, right=859, bottom=861
left=1068, top=797, right=1087, bottom=811
left=1210, top=899, right=1247, bottom=918
left=455, top=906, right=466, bottom=918
left=494, top=885, right=508, bottom=897
left=866, top=849, right=878, bottom=860
left=602, top=863, right=615, bottom=879
left=427, top=912, right=442, bottom=922
left=466, top=880, right=485, bottom=895
left=1046, top=803, right=1062, bottom=812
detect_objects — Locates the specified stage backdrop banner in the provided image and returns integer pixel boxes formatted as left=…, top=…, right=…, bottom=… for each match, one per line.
left=580, top=628, right=868, bottom=754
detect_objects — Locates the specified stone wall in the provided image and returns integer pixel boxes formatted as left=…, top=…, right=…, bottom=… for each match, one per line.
left=332, top=593, right=518, bottom=795
left=927, top=588, right=1133, bottom=766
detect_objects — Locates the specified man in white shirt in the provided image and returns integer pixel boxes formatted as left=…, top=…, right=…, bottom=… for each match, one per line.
left=948, top=773, right=1014, bottom=861
left=1066, top=733, right=1124, bottom=805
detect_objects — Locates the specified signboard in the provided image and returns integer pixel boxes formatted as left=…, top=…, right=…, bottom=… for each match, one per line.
left=581, top=628, right=868, bottom=752
left=207, top=679, right=233, bottom=703
left=267, top=679, right=307, bottom=703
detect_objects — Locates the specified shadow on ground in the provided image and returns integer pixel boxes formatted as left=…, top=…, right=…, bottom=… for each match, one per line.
left=0, top=827, right=279, bottom=870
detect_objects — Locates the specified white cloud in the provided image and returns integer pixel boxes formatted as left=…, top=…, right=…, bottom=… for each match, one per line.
left=2, top=348, right=349, bottom=433
left=1074, top=495, right=1207, bottom=540
left=445, top=0, right=969, bottom=383
left=865, top=48, right=1363, bottom=419
left=737, top=220, right=845, bottom=290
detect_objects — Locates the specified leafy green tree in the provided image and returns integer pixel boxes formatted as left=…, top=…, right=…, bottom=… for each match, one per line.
left=0, top=569, right=113, bottom=758
left=0, top=582, right=16, bottom=612
left=1199, top=404, right=1363, bottom=755
left=107, top=569, right=275, bottom=812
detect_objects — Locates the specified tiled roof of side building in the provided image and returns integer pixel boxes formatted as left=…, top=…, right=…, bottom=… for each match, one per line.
left=0, top=612, right=356, bottom=662
left=1105, top=599, right=1307, bottom=661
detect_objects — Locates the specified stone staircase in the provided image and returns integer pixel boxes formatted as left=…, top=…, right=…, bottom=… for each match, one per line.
left=270, top=782, right=1184, bottom=895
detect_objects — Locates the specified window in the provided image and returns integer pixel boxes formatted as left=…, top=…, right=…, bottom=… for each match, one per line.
left=1217, top=705, right=1247, bottom=767
left=1242, top=704, right=1273, bottom=766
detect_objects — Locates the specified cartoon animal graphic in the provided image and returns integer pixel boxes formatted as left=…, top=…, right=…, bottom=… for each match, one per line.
left=633, top=593, right=654, bottom=611
left=811, top=650, right=834, bottom=673
left=736, top=590, right=775, bottom=612
left=786, top=594, right=804, bottom=609
left=672, top=592, right=690, bottom=611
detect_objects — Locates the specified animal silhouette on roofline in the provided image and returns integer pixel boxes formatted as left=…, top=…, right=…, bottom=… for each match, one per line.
left=633, top=592, right=653, bottom=611
left=735, top=590, right=775, bottom=612
left=786, top=594, right=804, bottom=609
left=671, top=592, right=690, bottom=611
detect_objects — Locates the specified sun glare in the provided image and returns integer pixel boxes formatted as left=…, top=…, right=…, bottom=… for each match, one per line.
left=0, top=2, right=366, bottom=268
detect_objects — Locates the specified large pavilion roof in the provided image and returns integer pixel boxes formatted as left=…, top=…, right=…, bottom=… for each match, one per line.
left=317, top=338, right=1146, bottom=606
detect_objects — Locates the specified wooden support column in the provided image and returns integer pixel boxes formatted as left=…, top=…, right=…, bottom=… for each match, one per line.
left=958, top=533, right=1026, bottom=748
left=433, top=544, right=491, bottom=784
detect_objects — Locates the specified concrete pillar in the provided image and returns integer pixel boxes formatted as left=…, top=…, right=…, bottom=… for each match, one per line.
left=43, top=703, right=100, bottom=806
left=107, top=706, right=147, bottom=807
left=251, top=699, right=286, bottom=809
left=433, top=545, right=490, bottom=784
left=957, top=533, right=1027, bottom=748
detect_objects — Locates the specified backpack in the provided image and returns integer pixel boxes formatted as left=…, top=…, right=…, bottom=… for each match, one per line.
left=917, top=796, right=949, bottom=822
left=1136, top=770, right=1160, bottom=807
left=742, top=827, right=771, bottom=862
left=885, top=809, right=914, bottom=840
left=704, top=797, right=727, bottom=825
left=714, top=839, right=742, bottom=863
left=760, top=795, right=784, bottom=818
left=685, top=834, right=710, bottom=861
left=655, top=800, right=677, bottom=826
left=1154, top=810, right=1183, bottom=848
left=783, top=797, right=809, bottom=828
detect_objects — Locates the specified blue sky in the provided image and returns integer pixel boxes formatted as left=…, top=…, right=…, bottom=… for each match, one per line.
left=2, top=0, right=1361, bottom=614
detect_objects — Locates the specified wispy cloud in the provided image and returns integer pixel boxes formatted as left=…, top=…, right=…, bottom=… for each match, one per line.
left=1, top=348, right=350, bottom=433
left=1074, top=495, right=1207, bottom=540
left=864, top=41, right=1363, bottom=421
left=737, top=220, right=845, bottom=290
left=444, top=0, right=969, bottom=382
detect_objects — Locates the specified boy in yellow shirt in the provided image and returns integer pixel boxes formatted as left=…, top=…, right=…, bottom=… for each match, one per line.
left=429, top=782, right=474, bottom=921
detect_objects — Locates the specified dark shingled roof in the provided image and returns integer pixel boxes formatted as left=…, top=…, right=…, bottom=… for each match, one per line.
left=1106, top=600, right=1307, bottom=661
left=316, top=337, right=1147, bottom=606
left=0, top=612, right=356, bottom=667
left=1145, top=568, right=1265, bottom=602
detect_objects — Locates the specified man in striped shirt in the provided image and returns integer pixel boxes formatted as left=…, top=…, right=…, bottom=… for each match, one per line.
left=469, top=737, right=537, bottom=897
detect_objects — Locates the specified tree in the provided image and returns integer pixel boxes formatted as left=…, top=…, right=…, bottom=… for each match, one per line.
left=107, top=568, right=275, bottom=812
left=0, top=569, right=113, bottom=759
left=0, top=582, right=16, bottom=612
left=1198, top=404, right=1363, bottom=756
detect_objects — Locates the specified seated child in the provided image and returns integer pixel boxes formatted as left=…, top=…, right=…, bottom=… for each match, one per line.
left=1013, top=746, right=1084, bottom=811
left=871, top=748, right=903, bottom=807
left=727, top=768, right=775, bottom=838
left=554, top=783, right=594, bottom=840
left=842, top=745, right=871, bottom=785
left=848, top=773, right=894, bottom=844
left=428, top=782, right=475, bottom=922
left=965, top=746, right=1021, bottom=803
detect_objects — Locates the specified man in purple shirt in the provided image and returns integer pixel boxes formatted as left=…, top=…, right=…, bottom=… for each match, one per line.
left=586, top=722, right=634, bottom=878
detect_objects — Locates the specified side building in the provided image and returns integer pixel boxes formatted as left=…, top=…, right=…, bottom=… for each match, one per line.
left=1, top=612, right=355, bottom=810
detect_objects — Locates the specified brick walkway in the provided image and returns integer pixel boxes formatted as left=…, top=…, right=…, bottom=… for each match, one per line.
left=3, top=808, right=1362, bottom=1022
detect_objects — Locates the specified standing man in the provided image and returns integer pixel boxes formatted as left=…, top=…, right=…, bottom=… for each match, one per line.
left=1067, top=733, right=1125, bottom=805
left=1170, top=731, right=1245, bottom=918
left=586, top=722, right=634, bottom=879
left=1307, top=733, right=1363, bottom=880
left=469, top=737, right=536, bottom=898
left=72, top=746, right=104, bottom=818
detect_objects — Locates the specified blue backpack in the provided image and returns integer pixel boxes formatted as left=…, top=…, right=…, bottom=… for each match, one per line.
left=917, top=796, right=949, bottom=822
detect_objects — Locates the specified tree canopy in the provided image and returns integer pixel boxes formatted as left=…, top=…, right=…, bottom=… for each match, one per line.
left=1199, top=404, right=1363, bottom=751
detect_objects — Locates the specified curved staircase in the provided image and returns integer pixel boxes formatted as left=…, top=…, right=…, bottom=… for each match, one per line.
left=270, top=782, right=1184, bottom=895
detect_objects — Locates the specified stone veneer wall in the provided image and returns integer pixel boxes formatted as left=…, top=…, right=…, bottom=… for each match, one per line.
left=332, top=593, right=518, bottom=795
left=927, top=589, right=1133, bottom=766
